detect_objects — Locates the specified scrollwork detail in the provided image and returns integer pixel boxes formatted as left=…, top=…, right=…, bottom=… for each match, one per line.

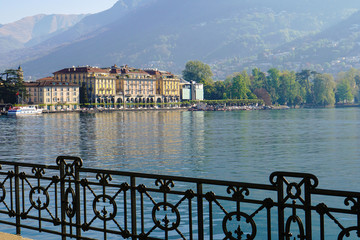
left=227, top=186, right=249, bottom=201
left=344, top=197, right=360, bottom=212
left=96, top=173, right=112, bottom=185
left=155, top=179, right=174, bottom=192
left=32, top=167, right=45, bottom=178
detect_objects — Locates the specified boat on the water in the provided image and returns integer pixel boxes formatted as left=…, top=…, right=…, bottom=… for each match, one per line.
left=7, top=105, right=43, bottom=115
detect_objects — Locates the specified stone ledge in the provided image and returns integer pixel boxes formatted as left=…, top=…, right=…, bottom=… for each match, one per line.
left=0, top=232, right=32, bottom=240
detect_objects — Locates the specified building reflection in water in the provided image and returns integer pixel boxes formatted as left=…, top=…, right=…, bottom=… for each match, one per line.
left=1, top=110, right=208, bottom=177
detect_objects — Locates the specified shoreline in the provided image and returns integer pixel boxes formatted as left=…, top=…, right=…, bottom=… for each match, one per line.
left=3, top=103, right=360, bottom=115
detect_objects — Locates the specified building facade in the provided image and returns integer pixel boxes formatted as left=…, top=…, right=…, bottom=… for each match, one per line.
left=180, top=80, right=204, bottom=101
left=110, top=65, right=158, bottom=105
left=144, top=69, right=180, bottom=103
left=52, top=65, right=182, bottom=107
left=53, top=67, right=116, bottom=104
left=24, top=77, right=80, bottom=111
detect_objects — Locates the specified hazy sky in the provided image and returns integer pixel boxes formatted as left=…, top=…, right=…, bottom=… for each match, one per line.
left=0, top=0, right=118, bottom=24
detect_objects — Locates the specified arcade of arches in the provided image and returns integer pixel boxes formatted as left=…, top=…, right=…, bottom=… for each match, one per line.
left=94, top=96, right=180, bottom=106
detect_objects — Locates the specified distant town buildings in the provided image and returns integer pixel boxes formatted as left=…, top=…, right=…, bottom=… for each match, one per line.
left=20, top=64, right=203, bottom=109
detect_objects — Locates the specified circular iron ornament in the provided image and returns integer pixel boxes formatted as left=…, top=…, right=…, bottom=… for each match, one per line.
left=65, top=187, right=76, bottom=218
left=0, top=183, right=6, bottom=202
left=286, top=182, right=301, bottom=199
left=29, top=186, right=50, bottom=210
left=152, top=202, right=180, bottom=231
left=222, top=211, right=256, bottom=240
left=93, top=194, right=117, bottom=221
left=338, top=226, right=358, bottom=239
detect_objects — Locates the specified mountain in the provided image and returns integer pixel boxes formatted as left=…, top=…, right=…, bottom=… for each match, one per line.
left=4, top=0, right=360, bottom=79
left=0, top=14, right=86, bottom=53
left=245, top=10, right=360, bottom=75
left=33, top=0, right=152, bottom=51
left=0, top=0, right=151, bottom=74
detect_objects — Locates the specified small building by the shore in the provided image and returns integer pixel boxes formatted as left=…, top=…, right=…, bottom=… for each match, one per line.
left=180, top=80, right=204, bottom=101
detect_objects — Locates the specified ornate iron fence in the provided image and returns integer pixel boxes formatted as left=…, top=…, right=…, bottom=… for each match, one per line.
left=0, top=156, right=359, bottom=239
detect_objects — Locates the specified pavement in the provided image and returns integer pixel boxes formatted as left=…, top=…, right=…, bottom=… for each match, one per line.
left=0, top=232, right=32, bottom=240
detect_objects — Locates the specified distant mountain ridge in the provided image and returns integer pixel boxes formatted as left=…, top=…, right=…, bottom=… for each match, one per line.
left=0, top=14, right=87, bottom=53
left=3, top=0, right=360, bottom=79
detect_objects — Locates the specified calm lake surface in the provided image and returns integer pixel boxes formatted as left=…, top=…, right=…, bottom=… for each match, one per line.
left=1, top=108, right=360, bottom=189
left=0, top=108, right=360, bottom=238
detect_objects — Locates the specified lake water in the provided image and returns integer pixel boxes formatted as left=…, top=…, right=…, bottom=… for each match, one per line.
left=1, top=108, right=360, bottom=238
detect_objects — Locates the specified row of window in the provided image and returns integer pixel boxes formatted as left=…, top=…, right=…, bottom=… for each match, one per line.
left=125, top=90, right=154, bottom=94
left=46, top=92, right=76, bottom=96
left=29, top=98, right=78, bottom=103
left=49, top=98, right=77, bottom=102
left=28, top=87, right=78, bottom=92
left=32, top=92, right=77, bottom=97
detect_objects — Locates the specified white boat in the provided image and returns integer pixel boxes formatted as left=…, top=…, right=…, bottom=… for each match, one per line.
left=7, top=105, right=43, bottom=115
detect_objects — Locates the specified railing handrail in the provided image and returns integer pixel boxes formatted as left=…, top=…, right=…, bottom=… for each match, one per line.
left=2, top=160, right=359, bottom=197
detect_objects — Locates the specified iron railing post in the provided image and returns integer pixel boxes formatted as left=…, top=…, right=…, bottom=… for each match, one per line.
left=131, top=176, right=137, bottom=239
left=304, top=177, right=312, bottom=239
left=14, top=165, right=20, bottom=235
left=197, top=182, right=204, bottom=240
left=58, top=158, right=66, bottom=240
left=276, top=175, right=284, bottom=239
left=75, top=160, right=82, bottom=240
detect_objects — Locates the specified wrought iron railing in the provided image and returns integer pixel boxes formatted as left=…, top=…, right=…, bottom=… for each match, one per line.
left=0, top=156, right=359, bottom=239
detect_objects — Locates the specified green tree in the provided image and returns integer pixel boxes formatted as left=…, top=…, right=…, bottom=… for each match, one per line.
left=266, top=68, right=280, bottom=104
left=296, top=69, right=316, bottom=104
left=251, top=68, right=267, bottom=90
left=336, top=79, right=353, bottom=103
left=336, top=68, right=360, bottom=102
left=0, top=67, right=26, bottom=104
left=230, top=74, right=251, bottom=99
left=203, top=83, right=215, bottom=100
left=278, top=71, right=299, bottom=106
left=313, top=73, right=335, bottom=106
left=79, top=82, right=89, bottom=105
left=183, top=60, right=214, bottom=100
left=213, top=80, right=227, bottom=99
left=182, top=60, right=213, bottom=85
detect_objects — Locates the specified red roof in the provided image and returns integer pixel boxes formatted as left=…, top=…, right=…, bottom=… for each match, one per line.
left=53, top=66, right=109, bottom=74
left=24, top=80, right=79, bottom=87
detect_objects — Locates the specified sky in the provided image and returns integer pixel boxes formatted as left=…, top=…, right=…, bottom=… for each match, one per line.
left=0, top=0, right=119, bottom=24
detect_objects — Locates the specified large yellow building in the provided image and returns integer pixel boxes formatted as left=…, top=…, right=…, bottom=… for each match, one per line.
left=110, top=65, right=157, bottom=104
left=53, top=66, right=116, bottom=104
left=24, top=77, right=80, bottom=111
left=52, top=65, right=181, bottom=107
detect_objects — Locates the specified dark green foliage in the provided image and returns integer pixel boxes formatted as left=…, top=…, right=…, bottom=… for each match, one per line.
left=182, top=60, right=213, bottom=84
left=0, top=68, right=26, bottom=104
left=79, top=82, right=89, bottom=105
left=194, top=63, right=349, bottom=107
left=336, top=79, right=353, bottom=103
